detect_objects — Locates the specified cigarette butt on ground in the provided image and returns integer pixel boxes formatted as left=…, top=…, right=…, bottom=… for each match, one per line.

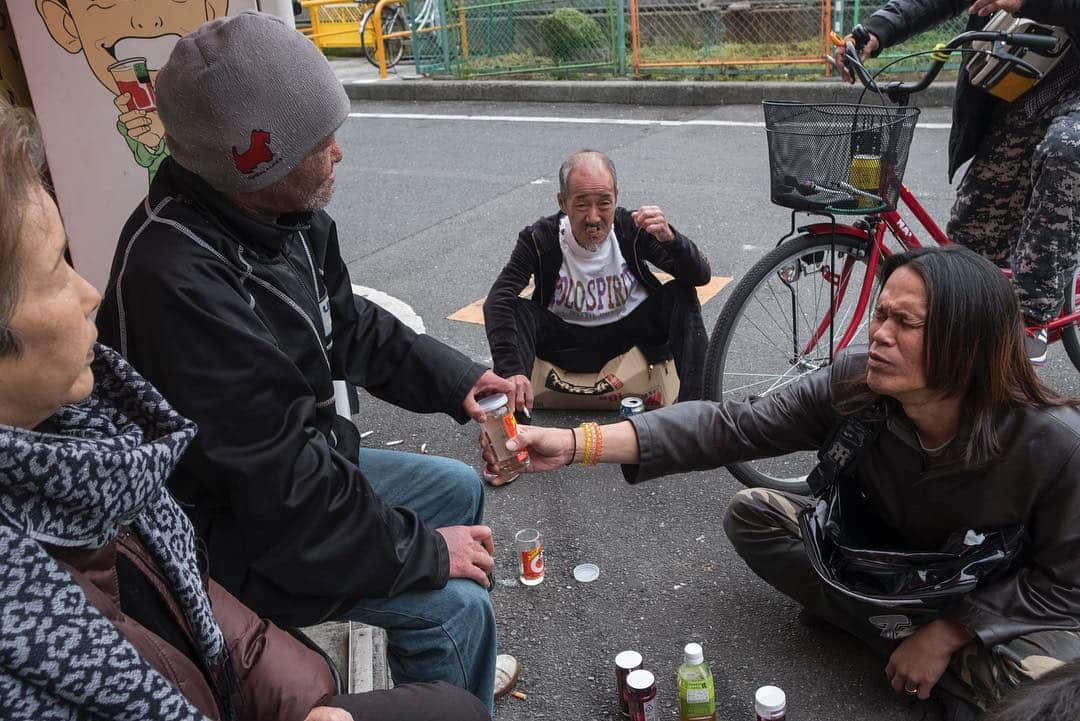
left=522, top=407, right=531, bottom=419
left=510, top=691, right=527, bottom=701
left=385, top=439, right=404, bottom=446
left=360, top=430, right=375, bottom=439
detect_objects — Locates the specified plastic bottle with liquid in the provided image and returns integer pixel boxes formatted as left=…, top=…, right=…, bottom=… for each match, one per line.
left=677, top=642, right=716, bottom=721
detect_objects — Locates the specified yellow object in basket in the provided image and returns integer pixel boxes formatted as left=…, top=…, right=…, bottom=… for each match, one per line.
left=849, top=154, right=882, bottom=209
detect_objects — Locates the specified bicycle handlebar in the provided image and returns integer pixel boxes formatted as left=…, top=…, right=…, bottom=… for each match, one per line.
left=842, top=27, right=1059, bottom=103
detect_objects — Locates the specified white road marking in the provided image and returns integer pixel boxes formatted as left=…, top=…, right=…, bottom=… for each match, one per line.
left=352, top=283, right=426, bottom=334
left=347, top=111, right=952, bottom=130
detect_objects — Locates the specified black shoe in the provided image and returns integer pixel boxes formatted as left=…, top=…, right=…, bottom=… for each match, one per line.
left=1026, top=327, right=1048, bottom=365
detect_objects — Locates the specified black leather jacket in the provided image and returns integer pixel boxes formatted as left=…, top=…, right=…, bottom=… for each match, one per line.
left=625, top=349, right=1080, bottom=645
left=98, top=158, right=486, bottom=627
left=862, top=0, right=1080, bottom=179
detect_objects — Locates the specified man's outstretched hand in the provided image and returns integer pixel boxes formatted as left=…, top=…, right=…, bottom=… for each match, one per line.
left=481, top=424, right=575, bottom=474
left=463, top=370, right=516, bottom=422
left=437, top=525, right=495, bottom=586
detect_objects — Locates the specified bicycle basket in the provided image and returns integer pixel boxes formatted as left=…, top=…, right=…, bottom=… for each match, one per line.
left=763, top=102, right=921, bottom=214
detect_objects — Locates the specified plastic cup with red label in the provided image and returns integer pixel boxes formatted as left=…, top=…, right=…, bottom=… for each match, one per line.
left=109, top=57, right=156, bottom=111
left=478, top=393, right=530, bottom=484
left=515, top=528, right=544, bottom=586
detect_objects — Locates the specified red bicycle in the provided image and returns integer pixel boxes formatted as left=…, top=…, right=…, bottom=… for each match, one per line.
left=704, top=27, right=1080, bottom=494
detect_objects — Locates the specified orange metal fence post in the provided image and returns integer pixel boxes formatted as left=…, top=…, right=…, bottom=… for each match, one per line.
left=458, top=2, right=470, bottom=58
left=629, top=0, right=641, bottom=75
left=372, top=0, right=392, bottom=79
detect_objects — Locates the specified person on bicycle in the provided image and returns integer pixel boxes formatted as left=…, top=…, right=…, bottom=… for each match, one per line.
left=834, top=0, right=1079, bottom=365
left=482, top=150, right=711, bottom=420
left=483, top=246, right=1080, bottom=720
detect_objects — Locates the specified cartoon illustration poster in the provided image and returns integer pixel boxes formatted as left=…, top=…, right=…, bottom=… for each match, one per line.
left=0, top=1, right=31, bottom=107
left=7, top=1, right=291, bottom=292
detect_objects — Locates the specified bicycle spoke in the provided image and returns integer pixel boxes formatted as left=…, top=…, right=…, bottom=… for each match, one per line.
left=707, top=235, right=872, bottom=492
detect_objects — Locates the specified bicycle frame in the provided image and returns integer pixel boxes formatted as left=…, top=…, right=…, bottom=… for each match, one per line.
left=795, top=184, right=1080, bottom=358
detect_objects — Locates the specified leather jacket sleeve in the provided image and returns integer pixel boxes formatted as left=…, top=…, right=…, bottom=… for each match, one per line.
left=862, top=0, right=968, bottom=49
left=1020, top=0, right=1080, bottom=26
left=951, top=442, right=1080, bottom=645
left=209, top=580, right=338, bottom=721
left=483, top=226, right=542, bottom=379
left=324, top=221, right=486, bottom=424
left=621, top=208, right=712, bottom=287
left=624, top=360, right=845, bottom=483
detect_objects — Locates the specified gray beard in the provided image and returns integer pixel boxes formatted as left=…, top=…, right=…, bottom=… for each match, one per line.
left=575, top=233, right=605, bottom=252
left=301, top=177, right=336, bottom=212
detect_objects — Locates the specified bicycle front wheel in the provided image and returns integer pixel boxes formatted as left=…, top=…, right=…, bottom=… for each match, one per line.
left=1061, top=267, right=1080, bottom=372
left=704, top=233, right=874, bottom=494
left=362, top=7, right=407, bottom=68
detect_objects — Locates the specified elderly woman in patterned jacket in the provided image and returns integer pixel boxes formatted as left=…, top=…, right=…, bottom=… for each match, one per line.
left=486, top=245, right=1080, bottom=721
left=0, top=105, right=488, bottom=721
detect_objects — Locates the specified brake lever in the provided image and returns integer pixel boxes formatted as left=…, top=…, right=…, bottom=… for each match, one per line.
left=991, top=40, right=1043, bottom=79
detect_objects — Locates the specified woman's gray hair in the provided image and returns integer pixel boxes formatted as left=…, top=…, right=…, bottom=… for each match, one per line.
left=0, top=101, right=48, bottom=358
left=558, top=149, right=618, bottom=197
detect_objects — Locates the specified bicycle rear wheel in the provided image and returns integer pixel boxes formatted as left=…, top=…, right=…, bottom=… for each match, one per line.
left=361, top=7, right=407, bottom=68
left=1061, top=267, right=1080, bottom=372
left=704, top=232, right=873, bottom=494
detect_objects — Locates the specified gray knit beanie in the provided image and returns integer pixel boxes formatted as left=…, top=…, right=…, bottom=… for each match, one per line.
left=156, top=11, right=349, bottom=193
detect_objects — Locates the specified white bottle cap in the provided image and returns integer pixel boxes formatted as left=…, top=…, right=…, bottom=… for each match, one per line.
left=476, top=393, right=509, bottom=414
left=755, top=686, right=786, bottom=716
left=615, top=650, right=642, bottom=670
left=683, top=642, right=704, bottom=665
left=626, top=669, right=655, bottom=690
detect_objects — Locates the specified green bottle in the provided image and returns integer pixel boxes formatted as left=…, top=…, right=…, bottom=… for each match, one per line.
left=677, top=642, right=716, bottom=721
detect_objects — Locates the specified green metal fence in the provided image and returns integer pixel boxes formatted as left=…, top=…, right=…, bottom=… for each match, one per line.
left=410, top=0, right=624, bottom=76
left=406, top=0, right=969, bottom=78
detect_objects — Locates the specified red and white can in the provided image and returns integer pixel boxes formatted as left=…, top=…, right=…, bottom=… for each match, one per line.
left=515, top=528, right=544, bottom=586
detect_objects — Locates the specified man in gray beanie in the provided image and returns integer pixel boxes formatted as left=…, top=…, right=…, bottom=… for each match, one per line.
left=98, top=11, right=518, bottom=714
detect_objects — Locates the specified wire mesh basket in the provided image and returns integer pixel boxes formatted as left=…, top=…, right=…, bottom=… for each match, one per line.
left=763, top=102, right=921, bottom=214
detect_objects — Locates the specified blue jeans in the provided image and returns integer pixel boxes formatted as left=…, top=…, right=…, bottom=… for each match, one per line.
left=339, top=448, right=497, bottom=713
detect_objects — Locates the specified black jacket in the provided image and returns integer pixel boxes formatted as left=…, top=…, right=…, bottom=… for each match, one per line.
left=863, top=0, right=1080, bottom=179
left=483, top=208, right=712, bottom=378
left=626, top=349, right=1080, bottom=644
left=98, top=158, right=486, bottom=627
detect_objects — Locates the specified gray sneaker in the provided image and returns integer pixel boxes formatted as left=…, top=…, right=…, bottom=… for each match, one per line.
left=1026, top=328, right=1048, bottom=365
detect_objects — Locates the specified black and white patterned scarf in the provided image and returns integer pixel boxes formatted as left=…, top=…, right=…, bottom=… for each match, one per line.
left=0, top=344, right=226, bottom=721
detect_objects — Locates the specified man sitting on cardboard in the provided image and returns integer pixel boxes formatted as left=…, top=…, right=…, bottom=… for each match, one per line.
left=483, top=150, right=711, bottom=424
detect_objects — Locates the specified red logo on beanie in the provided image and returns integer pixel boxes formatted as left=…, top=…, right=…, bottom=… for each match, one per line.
left=232, top=130, right=274, bottom=175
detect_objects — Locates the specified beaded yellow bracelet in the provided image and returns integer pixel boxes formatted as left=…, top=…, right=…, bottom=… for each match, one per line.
left=580, top=422, right=593, bottom=465
left=590, top=422, right=603, bottom=465
left=580, top=422, right=603, bottom=465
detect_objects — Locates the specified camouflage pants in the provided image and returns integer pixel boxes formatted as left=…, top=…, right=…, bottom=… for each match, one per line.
left=948, top=83, right=1080, bottom=323
left=722, top=487, right=1080, bottom=709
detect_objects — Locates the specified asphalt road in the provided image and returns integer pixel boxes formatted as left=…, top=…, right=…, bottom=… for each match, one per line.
left=326, top=99, right=1080, bottom=721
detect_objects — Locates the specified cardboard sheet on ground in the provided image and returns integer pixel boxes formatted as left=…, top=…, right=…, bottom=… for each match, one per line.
left=531, top=348, right=680, bottom=411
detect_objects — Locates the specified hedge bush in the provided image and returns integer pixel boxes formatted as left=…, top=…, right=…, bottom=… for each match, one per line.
left=537, top=8, right=606, bottom=63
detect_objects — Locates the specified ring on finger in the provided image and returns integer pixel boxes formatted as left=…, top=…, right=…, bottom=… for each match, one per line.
left=904, top=683, right=918, bottom=695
